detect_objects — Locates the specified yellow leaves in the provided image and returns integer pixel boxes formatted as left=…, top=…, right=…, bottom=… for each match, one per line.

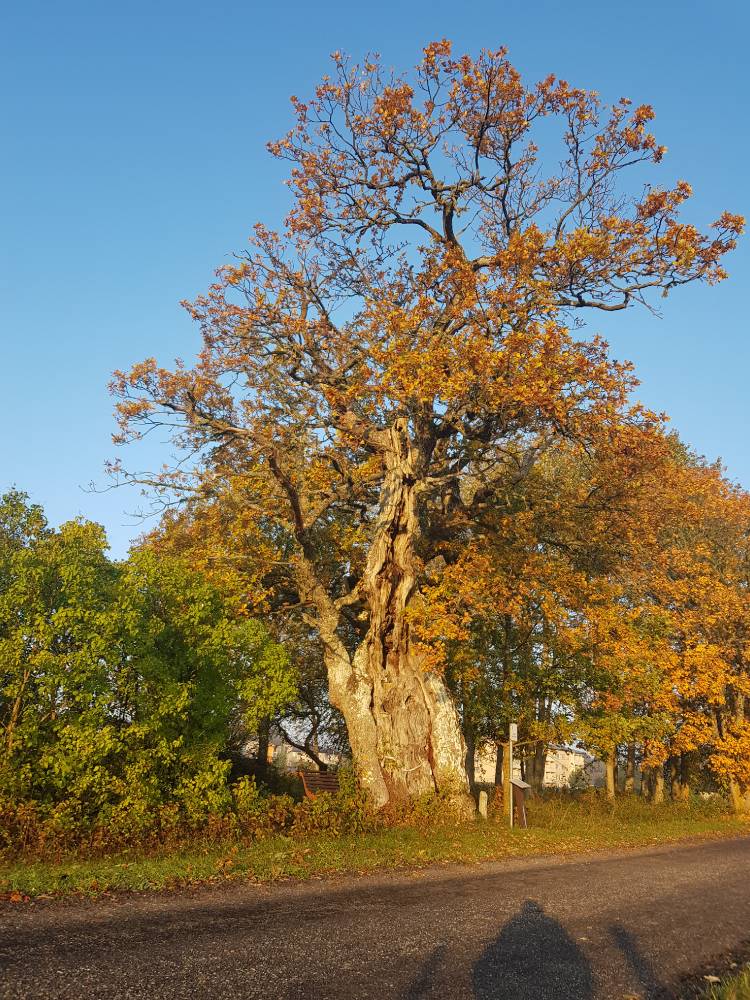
left=109, top=41, right=747, bottom=798
left=411, top=420, right=750, bottom=772
left=711, top=719, right=750, bottom=786
left=374, top=84, right=417, bottom=126
left=222, top=262, right=251, bottom=287
left=357, top=296, right=635, bottom=428
left=714, top=211, right=745, bottom=235
left=621, top=104, right=657, bottom=151
left=555, top=226, right=613, bottom=264
left=246, top=39, right=744, bottom=333
left=421, top=39, right=452, bottom=70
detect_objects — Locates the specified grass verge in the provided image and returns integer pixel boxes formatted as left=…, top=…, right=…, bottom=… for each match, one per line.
left=1, top=798, right=747, bottom=901
left=701, top=968, right=750, bottom=999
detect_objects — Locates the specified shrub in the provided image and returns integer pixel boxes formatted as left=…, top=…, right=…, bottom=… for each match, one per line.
left=292, top=767, right=378, bottom=836
left=0, top=492, right=296, bottom=857
left=233, top=776, right=295, bottom=837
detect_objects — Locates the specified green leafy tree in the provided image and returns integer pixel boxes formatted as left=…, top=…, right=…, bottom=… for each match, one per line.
left=0, top=492, right=294, bottom=835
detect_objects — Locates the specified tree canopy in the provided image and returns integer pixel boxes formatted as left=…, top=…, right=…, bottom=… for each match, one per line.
left=110, top=42, right=743, bottom=809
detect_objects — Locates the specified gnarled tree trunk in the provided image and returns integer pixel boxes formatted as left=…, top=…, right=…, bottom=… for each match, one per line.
left=326, top=625, right=470, bottom=811
left=310, top=419, right=472, bottom=813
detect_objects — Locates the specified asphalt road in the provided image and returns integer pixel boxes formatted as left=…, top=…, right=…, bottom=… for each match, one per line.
left=2, top=837, right=749, bottom=999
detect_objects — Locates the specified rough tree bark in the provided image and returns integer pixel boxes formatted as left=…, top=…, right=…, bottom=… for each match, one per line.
left=296, top=420, right=472, bottom=813
left=325, top=604, right=470, bottom=813
left=651, top=765, right=665, bottom=804
left=624, top=743, right=636, bottom=793
left=605, top=750, right=616, bottom=800
left=494, top=743, right=505, bottom=787
left=640, top=766, right=653, bottom=800
left=728, top=778, right=750, bottom=813
left=725, top=696, right=750, bottom=813
left=669, top=754, right=690, bottom=801
left=256, top=717, right=271, bottom=767
left=530, top=742, right=548, bottom=794
left=679, top=753, right=692, bottom=800
left=463, top=725, right=476, bottom=792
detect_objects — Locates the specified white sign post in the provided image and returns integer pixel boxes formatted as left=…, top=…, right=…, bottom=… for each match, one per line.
left=508, top=723, right=517, bottom=828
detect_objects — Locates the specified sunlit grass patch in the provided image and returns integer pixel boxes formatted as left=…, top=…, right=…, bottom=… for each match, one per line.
left=701, top=967, right=750, bottom=999
left=1, top=796, right=746, bottom=901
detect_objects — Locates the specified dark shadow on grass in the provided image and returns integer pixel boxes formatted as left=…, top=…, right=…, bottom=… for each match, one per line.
left=472, top=899, right=593, bottom=999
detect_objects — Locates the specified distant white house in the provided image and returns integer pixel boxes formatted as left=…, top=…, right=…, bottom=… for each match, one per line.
left=242, top=731, right=344, bottom=772
left=474, top=742, right=606, bottom=789
left=268, top=734, right=344, bottom=771
left=243, top=731, right=605, bottom=786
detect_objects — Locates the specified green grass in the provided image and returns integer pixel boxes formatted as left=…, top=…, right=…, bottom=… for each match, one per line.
left=2, top=797, right=747, bottom=900
left=701, top=968, right=750, bottom=999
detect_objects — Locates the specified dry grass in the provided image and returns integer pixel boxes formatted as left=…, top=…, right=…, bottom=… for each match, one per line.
left=702, top=968, right=750, bottom=999
left=1, top=793, right=746, bottom=901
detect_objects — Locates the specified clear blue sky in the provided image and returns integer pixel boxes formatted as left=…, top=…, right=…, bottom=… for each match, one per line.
left=2, top=1, right=748, bottom=557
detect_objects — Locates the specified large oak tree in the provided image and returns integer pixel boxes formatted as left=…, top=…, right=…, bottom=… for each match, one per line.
left=112, top=42, right=741, bottom=809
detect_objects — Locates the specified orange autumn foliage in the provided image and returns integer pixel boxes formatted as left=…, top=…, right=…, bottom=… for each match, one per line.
left=110, top=42, right=743, bottom=807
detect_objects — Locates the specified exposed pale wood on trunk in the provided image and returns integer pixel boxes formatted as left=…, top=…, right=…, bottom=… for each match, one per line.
left=289, top=418, right=471, bottom=811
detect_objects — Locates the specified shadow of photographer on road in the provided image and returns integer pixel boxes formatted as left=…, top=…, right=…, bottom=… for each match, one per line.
left=472, top=899, right=594, bottom=1000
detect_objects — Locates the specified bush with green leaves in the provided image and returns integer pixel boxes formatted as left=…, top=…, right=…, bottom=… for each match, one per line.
left=0, top=490, right=295, bottom=846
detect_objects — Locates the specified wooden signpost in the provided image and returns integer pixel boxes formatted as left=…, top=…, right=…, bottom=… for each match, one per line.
left=502, top=724, right=530, bottom=829
left=497, top=724, right=535, bottom=829
left=508, top=723, right=517, bottom=828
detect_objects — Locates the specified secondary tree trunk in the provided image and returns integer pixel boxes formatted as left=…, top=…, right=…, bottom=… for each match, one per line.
left=494, top=742, right=504, bottom=786
left=464, top=724, right=476, bottom=792
left=256, top=716, right=270, bottom=767
left=669, top=754, right=690, bottom=801
left=727, top=694, right=750, bottom=812
left=605, top=750, right=616, bottom=800
left=652, top=766, right=665, bottom=803
left=624, top=743, right=636, bottom=794
left=715, top=700, right=750, bottom=814
left=641, top=766, right=653, bottom=800
left=729, top=778, right=750, bottom=813
left=679, top=753, right=692, bottom=800
left=529, top=741, right=547, bottom=794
